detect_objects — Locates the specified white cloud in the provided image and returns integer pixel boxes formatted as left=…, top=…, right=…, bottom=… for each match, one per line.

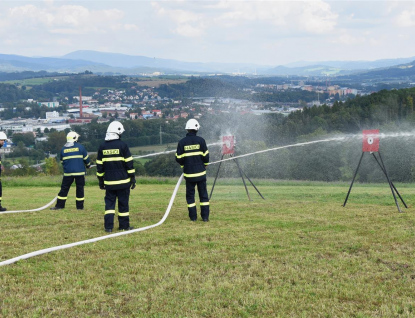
left=151, top=2, right=205, bottom=37
left=1, top=3, right=127, bottom=35
left=395, top=8, right=415, bottom=27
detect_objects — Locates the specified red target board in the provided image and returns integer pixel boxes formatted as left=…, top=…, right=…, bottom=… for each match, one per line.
left=362, top=129, right=379, bottom=152
left=222, top=136, right=235, bottom=155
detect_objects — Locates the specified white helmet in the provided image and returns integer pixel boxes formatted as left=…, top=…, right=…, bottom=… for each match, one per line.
left=66, top=131, right=80, bottom=142
left=107, top=121, right=125, bottom=135
left=0, top=132, right=7, bottom=140
left=185, top=119, right=200, bottom=131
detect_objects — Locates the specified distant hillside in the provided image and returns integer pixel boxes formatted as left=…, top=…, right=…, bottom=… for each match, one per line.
left=0, top=50, right=415, bottom=78
left=336, top=60, right=415, bottom=82
left=263, top=64, right=355, bottom=76
left=62, top=50, right=265, bottom=74
left=284, top=57, right=415, bottom=70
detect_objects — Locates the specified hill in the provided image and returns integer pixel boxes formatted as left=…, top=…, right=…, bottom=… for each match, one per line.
left=1, top=50, right=415, bottom=77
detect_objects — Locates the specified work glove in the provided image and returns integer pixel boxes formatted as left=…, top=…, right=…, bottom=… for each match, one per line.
left=98, top=178, right=105, bottom=190
left=130, top=178, right=136, bottom=190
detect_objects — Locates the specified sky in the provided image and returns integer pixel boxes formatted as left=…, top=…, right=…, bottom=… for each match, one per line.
left=0, top=0, right=415, bottom=66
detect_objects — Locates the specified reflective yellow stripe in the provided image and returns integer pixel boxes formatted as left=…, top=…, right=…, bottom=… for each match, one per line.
left=184, top=171, right=206, bottom=178
left=204, top=163, right=209, bottom=166
left=76, top=197, right=84, bottom=201
left=96, top=160, right=103, bottom=164
left=102, top=157, right=124, bottom=162
left=203, top=150, right=209, bottom=156
left=125, top=157, right=133, bottom=162
left=180, top=165, right=184, bottom=168
left=62, top=155, right=83, bottom=160
left=127, top=169, right=135, bottom=174
left=58, top=196, right=67, bottom=200
left=118, top=212, right=129, bottom=217
left=105, top=210, right=115, bottom=215
left=64, top=172, right=85, bottom=176
left=200, top=202, right=210, bottom=206
left=0, top=197, right=2, bottom=200
left=187, top=203, right=196, bottom=208
left=104, top=178, right=130, bottom=185
left=84, top=155, right=89, bottom=160
left=176, top=151, right=204, bottom=159
left=96, top=172, right=104, bottom=177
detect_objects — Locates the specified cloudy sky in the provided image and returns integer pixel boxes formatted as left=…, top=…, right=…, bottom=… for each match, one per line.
left=0, top=0, right=414, bottom=66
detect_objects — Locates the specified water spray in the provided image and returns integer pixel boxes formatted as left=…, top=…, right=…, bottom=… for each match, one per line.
left=210, top=135, right=264, bottom=201
left=1, top=131, right=413, bottom=266
left=343, top=129, right=407, bottom=212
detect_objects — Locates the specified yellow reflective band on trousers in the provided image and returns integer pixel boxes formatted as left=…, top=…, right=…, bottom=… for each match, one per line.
left=104, top=178, right=130, bottom=185
left=58, top=196, right=67, bottom=200
left=183, top=171, right=206, bottom=178
left=76, top=197, right=85, bottom=201
left=64, top=172, right=85, bottom=176
left=105, top=210, right=115, bottom=215
left=200, top=202, right=210, bottom=206
left=96, top=172, right=104, bottom=177
left=62, top=155, right=83, bottom=160
left=118, top=212, right=129, bottom=217
left=187, top=203, right=196, bottom=208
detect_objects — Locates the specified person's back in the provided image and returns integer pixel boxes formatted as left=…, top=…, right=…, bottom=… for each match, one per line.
left=97, top=138, right=133, bottom=190
left=61, top=141, right=90, bottom=176
left=96, top=121, right=136, bottom=233
left=176, top=131, right=209, bottom=182
left=176, top=119, right=210, bottom=222
left=51, top=131, right=91, bottom=210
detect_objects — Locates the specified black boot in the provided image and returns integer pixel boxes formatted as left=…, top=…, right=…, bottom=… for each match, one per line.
left=50, top=206, right=64, bottom=210
left=0, top=206, right=6, bottom=212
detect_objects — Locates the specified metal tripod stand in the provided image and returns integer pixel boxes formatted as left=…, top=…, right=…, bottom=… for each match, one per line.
left=209, top=153, right=265, bottom=201
left=343, top=151, right=407, bottom=213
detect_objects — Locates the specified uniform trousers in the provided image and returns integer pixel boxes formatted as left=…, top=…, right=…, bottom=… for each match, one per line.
left=56, top=175, right=85, bottom=209
left=186, top=179, right=210, bottom=221
left=104, top=187, right=130, bottom=230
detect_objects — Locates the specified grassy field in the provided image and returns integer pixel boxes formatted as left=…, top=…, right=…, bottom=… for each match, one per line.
left=1, top=176, right=415, bottom=317
left=2, top=77, right=67, bottom=86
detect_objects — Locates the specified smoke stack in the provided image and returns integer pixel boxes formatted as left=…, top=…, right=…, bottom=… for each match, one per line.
left=79, top=86, right=83, bottom=119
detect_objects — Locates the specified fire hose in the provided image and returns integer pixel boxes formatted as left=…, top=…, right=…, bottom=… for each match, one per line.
left=0, top=136, right=349, bottom=266
left=0, top=196, right=57, bottom=214
left=0, top=174, right=183, bottom=267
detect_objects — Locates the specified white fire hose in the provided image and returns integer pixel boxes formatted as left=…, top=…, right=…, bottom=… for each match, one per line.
left=0, top=136, right=351, bottom=266
left=0, top=196, right=57, bottom=214
left=0, top=174, right=183, bottom=267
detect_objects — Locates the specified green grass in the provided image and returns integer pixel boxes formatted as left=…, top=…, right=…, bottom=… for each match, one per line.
left=1, top=178, right=415, bottom=317
left=130, top=143, right=177, bottom=154
left=1, top=77, right=66, bottom=86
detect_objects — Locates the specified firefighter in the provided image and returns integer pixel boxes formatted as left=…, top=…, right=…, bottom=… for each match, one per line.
left=176, top=119, right=210, bottom=222
left=96, top=121, right=136, bottom=233
left=51, top=131, right=92, bottom=210
left=0, top=131, right=7, bottom=212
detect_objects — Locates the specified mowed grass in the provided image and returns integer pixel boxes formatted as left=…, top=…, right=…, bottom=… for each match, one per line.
left=1, top=177, right=415, bottom=317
